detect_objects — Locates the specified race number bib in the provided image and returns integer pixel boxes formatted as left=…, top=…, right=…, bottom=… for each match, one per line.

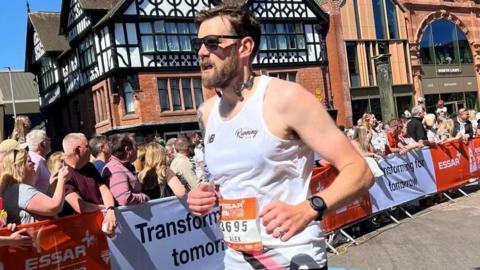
left=219, top=197, right=263, bottom=252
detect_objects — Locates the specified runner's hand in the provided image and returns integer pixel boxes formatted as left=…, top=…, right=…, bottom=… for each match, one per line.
left=260, top=200, right=317, bottom=242
left=187, top=182, right=216, bottom=216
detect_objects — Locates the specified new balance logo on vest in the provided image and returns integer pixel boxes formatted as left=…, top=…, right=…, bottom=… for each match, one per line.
left=207, top=134, right=215, bottom=144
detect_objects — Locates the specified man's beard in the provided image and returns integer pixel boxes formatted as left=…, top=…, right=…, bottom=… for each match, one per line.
left=201, top=49, right=239, bottom=89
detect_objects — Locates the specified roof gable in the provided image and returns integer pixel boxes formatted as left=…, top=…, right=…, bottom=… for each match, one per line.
left=28, top=12, right=70, bottom=52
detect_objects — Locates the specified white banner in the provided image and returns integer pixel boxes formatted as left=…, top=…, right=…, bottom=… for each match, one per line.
left=108, top=197, right=225, bottom=270
left=369, top=149, right=437, bottom=213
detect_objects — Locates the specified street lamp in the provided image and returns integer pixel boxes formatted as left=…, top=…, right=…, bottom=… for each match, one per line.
left=4, top=67, right=17, bottom=119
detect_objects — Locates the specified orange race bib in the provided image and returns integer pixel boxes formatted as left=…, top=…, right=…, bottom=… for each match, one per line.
left=219, top=197, right=263, bottom=252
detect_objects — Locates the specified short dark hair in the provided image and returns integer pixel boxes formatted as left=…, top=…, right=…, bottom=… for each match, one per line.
left=109, top=133, right=134, bottom=159
left=175, top=136, right=191, bottom=154
left=89, top=135, right=108, bottom=158
left=195, top=4, right=261, bottom=61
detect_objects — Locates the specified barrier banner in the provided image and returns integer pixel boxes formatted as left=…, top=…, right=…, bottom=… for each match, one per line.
left=369, top=149, right=437, bottom=213
left=108, top=197, right=225, bottom=270
left=430, top=141, right=470, bottom=192
left=0, top=212, right=109, bottom=270
left=310, top=166, right=372, bottom=233
left=467, top=139, right=480, bottom=179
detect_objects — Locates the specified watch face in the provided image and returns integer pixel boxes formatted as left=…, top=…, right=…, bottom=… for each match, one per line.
left=312, top=196, right=325, bottom=210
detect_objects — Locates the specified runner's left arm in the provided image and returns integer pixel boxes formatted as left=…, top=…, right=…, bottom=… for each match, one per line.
left=260, top=82, right=374, bottom=241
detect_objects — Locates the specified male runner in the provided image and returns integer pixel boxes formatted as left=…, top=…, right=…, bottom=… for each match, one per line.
left=187, top=4, right=373, bottom=269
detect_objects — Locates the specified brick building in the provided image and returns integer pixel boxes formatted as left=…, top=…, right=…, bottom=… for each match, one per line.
left=25, top=0, right=330, bottom=148
left=320, top=0, right=480, bottom=126
left=321, top=0, right=413, bottom=126
left=401, top=0, right=480, bottom=113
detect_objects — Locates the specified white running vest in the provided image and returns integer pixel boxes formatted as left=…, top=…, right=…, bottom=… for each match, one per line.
left=204, top=75, right=325, bottom=251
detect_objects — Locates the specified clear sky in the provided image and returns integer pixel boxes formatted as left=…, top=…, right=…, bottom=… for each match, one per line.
left=0, top=0, right=62, bottom=71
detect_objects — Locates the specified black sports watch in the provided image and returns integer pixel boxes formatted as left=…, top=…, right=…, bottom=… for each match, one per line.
left=308, top=195, right=327, bottom=221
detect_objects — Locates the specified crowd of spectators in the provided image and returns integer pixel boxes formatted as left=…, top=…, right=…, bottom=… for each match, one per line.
left=318, top=99, right=480, bottom=171
left=0, top=115, right=205, bottom=249
left=1, top=99, right=477, bottom=248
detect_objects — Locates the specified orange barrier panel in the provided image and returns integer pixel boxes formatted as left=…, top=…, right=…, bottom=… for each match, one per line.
left=0, top=211, right=110, bottom=270
left=310, top=166, right=372, bottom=233
left=430, top=140, right=471, bottom=193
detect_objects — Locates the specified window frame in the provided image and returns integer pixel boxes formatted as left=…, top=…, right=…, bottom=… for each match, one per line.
left=156, top=76, right=204, bottom=113
left=269, top=71, right=297, bottom=82
left=79, top=34, right=97, bottom=70
left=39, top=57, right=56, bottom=91
left=419, top=19, right=474, bottom=66
left=123, top=82, right=136, bottom=114
left=259, top=22, right=306, bottom=52
left=139, top=20, right=197, bottom=54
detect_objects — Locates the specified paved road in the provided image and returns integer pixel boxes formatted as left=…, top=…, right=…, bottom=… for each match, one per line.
left=329, top=184, right=480, bottom=270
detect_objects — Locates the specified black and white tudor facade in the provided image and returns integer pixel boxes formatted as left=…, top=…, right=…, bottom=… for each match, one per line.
left=26, top=0, right=329, bottom=145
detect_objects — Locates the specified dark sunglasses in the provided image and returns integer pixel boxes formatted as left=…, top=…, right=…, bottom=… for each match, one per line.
left=190, top=35, right=244, bottom=51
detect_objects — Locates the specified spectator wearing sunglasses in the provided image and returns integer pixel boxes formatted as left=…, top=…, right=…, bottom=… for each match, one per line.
left=453, top=108, right=474, bottom=141
left=61, top=133, right=117, bottom=236
left=187, top=4, right=373, bottom=269
left=0, top=148, right=69, bottom=224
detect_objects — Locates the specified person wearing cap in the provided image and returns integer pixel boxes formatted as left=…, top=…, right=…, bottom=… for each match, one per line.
left=436, top=100, right=448, bottom=119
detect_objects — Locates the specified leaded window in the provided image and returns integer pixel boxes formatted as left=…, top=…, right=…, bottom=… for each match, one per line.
left=260, top=23, right=305, bottom=51
left=123, top=82, right=135, bottom=114
left=157, top=77, right=204, bottom=112
left=140, top=21, right=197, bottom=53
left=79, top=35, right=96, bottom=69
left=40, top=58, right=56, bottom=91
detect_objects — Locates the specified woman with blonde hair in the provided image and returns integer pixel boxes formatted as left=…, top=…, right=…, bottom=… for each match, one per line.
left=468, top=110, right=477, bottom=135
left=351, top=127, right=383, bottom=177
left=437, top=118, right=461, bottom=143
left=10, top=116, right=31, bottom=143
left=361, top=113, right=375, bottom=131
left=423, top=113, right=440, bottom=143
left=0, top=149, right=69, bottom=224
left=133, top=144, right=146, bottom=173
left=138, top=142, right=186, bottom=199
left=351, top=126, right=379, bottom=158
left=46, top=151, right=65, bottom=196
left=47, top=151, right=64, bottom=175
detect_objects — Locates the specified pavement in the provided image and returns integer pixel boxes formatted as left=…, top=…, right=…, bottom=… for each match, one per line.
left=329, top=183, right=480, bottom=270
